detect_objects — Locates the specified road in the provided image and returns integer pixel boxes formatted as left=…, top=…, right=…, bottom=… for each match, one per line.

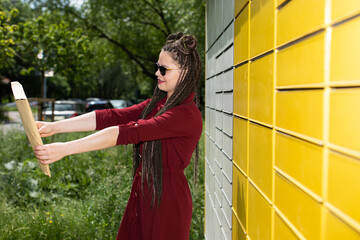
left=0, top=111, right=24, bottom=134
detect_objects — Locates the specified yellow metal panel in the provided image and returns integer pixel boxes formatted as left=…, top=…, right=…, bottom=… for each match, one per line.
left=274, top=213, right=300, bottom=240
left=276, top=90, right=323, bottom=141
left=330, top=88, right=360, bottom=154
left=331, top=16, right=360, bottom=84
left=332, top=0, right=360, bottom=21
left=234, top=4, right=249, bottom=65
left=277, top=0, right=325, bottom=46
left=233, top=213, right=247, bottom=240
left=324, top=209, right=360, bottom=240
left=275, top=173, right=322, bottom=239
left=277, top=32, right=325, bottom=87
left=233, top=166, right=248, bottom=228
left=328, top=151, right=360, bottom=223
left=277, top=0, right=288, bottom=7
left=249, top=53, right=274, bottom=125
left=235, top=0, right=248, bottom=17
left=233, top=117, right=248, bottom=174
left=234, top=63, right=248, bottom=117
left=275, top=132, right=323, bottom=196
left=249, top=123, right=273, bottom=200
left=250, top=0, right=274, bottom=57
left=248, top=183, right=272, bottom=240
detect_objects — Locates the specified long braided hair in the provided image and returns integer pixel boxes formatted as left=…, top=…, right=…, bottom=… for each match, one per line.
left=132, top=32, right=201, bottom=207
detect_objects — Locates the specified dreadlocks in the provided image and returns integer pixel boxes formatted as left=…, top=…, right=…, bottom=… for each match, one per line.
left=132, top=32, right=201, bottom=207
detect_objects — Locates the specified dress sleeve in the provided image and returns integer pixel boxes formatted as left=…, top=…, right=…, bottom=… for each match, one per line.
left=116, top=105, right=203, bottom=145
left=95, top=99, right=151, bottom=130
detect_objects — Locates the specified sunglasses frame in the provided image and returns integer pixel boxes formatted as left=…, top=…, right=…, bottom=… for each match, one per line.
left=155, top=62, right=179, bottom=76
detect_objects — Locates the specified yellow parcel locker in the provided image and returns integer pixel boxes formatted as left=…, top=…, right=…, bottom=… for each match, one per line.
left=250, top=0, right=274, bottom=57
left=324, top=209, right=360, bottom=240
left=275, top=173, right=322, bottom=240
left=249, top=122, right=273, bottom=200
left=275, top=132, right=323, bottom=196
left=331, top=16, right=360, bottom=85
left=235, top=0, right=248, bottom=17
left=277, top=32, right=325, bottom=87
left=276, top=90, right=323, bottom=141
left=233, top=165, right=248, bottom=229
left=277, top=0, right=325, bottom=46
left=249, top=53, right=274, bottom=125
left=232, top=213, right=247, bottom=240
left=329, top=88, right=360, bottom=155
left=274, top=213, right=300, bottom=240
left=332, top=0, right=360, bottom=21
left=233, top=116, right=248, bottom=174
left=328, top=151, right=360, bottom=224
left=248, top=183, right=272, bottom=240
left=234, top=4, right=249, bottom=65
left=234, top=63, right=249, bottom=117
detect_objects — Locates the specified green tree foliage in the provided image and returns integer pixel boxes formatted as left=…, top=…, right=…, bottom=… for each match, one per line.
left=1, top=0, right=205, bottom=104
left=0, top=8, right=19, bottom=67
left=17, top=13, right=95, bottom=98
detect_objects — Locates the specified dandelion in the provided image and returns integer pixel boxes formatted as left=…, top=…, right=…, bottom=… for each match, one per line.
left=60, top=214, right=63, bottom=217
left=49, top=220, right=53, bottom=223
left=46, top=212, right=50, bottom=215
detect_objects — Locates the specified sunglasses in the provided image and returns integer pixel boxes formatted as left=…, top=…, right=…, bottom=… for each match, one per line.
left=155, top=63, right=180, bottom=76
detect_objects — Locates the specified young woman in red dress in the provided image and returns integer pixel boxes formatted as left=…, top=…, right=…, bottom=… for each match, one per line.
left=34, top=32, right=203, bottom=240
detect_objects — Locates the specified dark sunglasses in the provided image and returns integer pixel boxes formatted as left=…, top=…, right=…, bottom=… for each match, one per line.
left=154, top=63, right=179, bottom=76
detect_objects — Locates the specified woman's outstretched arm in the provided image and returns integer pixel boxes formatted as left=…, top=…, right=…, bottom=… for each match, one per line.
left=34, top=126, right=119, bottom=165
left=37, top=111, right=96, bottom=137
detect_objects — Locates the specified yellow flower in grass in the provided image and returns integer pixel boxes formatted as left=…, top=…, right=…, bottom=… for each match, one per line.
left=46, top=212, right=50, bottom=215
left=60, top=214, right=63, bottom=217
left=49, top=220, right=53, bottom=223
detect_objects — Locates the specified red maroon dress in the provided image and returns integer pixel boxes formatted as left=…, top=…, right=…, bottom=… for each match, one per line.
left=95, top=92, right=202, bottom=240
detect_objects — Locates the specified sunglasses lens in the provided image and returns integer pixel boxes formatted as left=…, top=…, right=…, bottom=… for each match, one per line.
left=159, top=66, right=166, bottom=76
left=155, top=63, right=167, bottom=76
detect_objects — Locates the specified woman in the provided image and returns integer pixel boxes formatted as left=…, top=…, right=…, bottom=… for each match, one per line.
left=34, top=32, right=203, bottom=240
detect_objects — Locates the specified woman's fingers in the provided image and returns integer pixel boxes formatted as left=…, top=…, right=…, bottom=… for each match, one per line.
left=36, top=121, right=55, bottom=137
left=34, top=143, right=67, bottom=165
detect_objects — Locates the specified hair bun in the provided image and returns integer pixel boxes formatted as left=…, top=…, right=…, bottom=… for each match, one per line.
left=166, top=32, right=197, bottom=55
left=180, top=35, right=197, bottom=52
left=166, top=32, right=184, bottom=42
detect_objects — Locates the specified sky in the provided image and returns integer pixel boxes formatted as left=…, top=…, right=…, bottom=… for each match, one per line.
left=70, top=0, right=85, bottom=8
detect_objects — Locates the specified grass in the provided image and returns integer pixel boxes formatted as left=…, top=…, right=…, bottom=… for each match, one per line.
left=0, top=127, right=205, bottom=239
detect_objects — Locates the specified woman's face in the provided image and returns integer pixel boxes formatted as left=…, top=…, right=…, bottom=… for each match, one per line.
left=156, top=51, right=181, bottom=99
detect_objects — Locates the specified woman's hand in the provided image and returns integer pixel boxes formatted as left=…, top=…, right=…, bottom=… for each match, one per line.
left=34, top=143, right=67, bottom=165
left=36, top=121, right=57, bottom=137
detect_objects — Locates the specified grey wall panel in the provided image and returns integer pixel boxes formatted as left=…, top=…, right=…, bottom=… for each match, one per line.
left=215, top=92, right=223, bottom=111
left=223, top=0, right=234, bottom=29
left=222, top=92, right=233, bottom=114
left=222, top=133, right=233, bottom=159
left=223, top=21, right=234, bottom=49
left=215, top=0, right=223, bottom=41
left=215, top=110, right=223, bottom=130
left=222, top=113, right=233, bottom=137
left=221, top=169, right=232, bottom=206
left=206, top=108, right=210, bottom=134
left=222, top=153, right=233, bottom=186
left=223, top=69, right=234, bottom=92
left=215, top=127, right=223, bottom=150
left=223, top=45, right=234, bottom=71
left=215, top=75, right=223, bottom=93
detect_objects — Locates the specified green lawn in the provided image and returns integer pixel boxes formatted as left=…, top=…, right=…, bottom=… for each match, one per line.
left=0, top=128, right=205, bottom=239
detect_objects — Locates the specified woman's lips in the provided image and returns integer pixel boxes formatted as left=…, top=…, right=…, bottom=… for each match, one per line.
left=157, top=79, right=165, bottom=84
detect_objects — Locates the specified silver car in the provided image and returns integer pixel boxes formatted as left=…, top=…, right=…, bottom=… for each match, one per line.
left=44, top=100, right=86, bottom=121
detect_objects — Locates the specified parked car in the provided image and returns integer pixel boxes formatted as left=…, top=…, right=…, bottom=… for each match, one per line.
left=108, top=99, right=133, bottom=109
left=86, top=100, right=112, bottom=112
left=44, top=100, right=86, bottom=121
